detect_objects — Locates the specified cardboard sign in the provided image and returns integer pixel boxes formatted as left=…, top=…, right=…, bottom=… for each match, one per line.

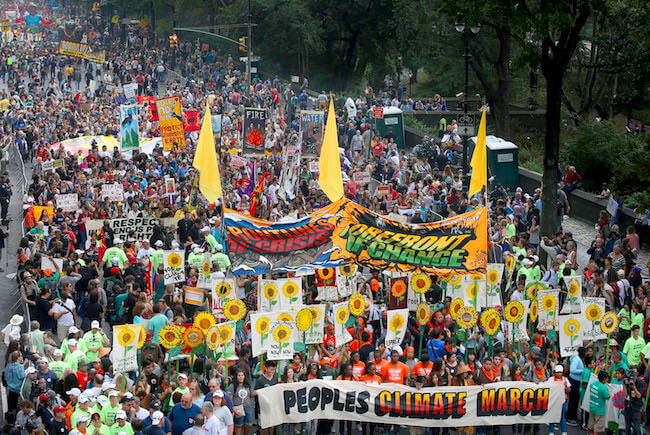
left=231, top=155, right=248, bottom=168
left=165, top=177, right=176, bottom=197
left=309, top=161, right=319, bottom=173
left=353, top=172, right=370, bottom=184
left=101, top=183, right=125, bottom=202
left=123, top=83, right=138, bottom=99
left=372, top=107, right=384, bottom=119
left=56, top=193, right=78, bottom=212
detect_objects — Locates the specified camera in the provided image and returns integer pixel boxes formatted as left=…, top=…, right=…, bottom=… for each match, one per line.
left=625, top=369, right=638, bottom=384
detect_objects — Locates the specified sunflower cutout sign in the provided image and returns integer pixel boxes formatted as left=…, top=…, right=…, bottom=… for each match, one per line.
left=560, top=275, right=583, bottom=314
left=504, top=300, right=530, bottom=342
left=258, top=279, right=281, bottom=312
left=277, top=278, right=303, bottom=309
left=331, top=301, right=353, bottom=346
left=305, top=304, right=326, bottom=344
left=385, top=309, right=409, bottom=351
left=461, top=274, right=486, bottom=310
left=388, top=276, right=408, bottom=310
left=407, top=273, right=430, bottom=311
left=268, top=321, right=294, bottom=360
left=504, top=252, right=517, bottom=291
left=444, top=274, right=465, bottom=301
left=581, top=297, right=606, bottom=342
left=486, top=263, right=504, bottom=307
left=537, top=289, right=559, bottom=331
left=216, top=320, right=236, bottom=359
left=211, top=278, right=237, bottom=316
left=524, top=280, right=549, bottom=302
left=163, top=250, right=185, bottom=284
left=250, top=312, right=272, bottom=357
left=336, top=265, right=357, bottom=299
left=559, top=315, right=583, bottom=357
left=113, top=324, right=140, bottom=373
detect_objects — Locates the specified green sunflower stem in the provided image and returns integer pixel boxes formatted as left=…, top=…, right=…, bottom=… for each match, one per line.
left=605, top=334, right=611, bottom=366
left=418, top=325, right=424, bottom=360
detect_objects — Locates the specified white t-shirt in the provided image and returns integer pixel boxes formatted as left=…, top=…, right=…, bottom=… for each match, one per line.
left=547, top=375, right=571, bottom=402
left=2, top=324, right=21, bottom=346
left=203, top=414, right=225, bottom=435
left=52, top=299, right=76, bottom=326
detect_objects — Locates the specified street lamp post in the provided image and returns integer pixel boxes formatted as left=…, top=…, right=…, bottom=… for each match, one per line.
left=455, top=19, right=480, bottom=190
left=247, top=0, right=252, bottom=96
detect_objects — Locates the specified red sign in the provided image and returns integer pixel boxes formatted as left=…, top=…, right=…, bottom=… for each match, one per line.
left=372, top=107, right=384, bottom=119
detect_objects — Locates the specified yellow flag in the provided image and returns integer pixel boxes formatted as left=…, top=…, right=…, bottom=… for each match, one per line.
left=468, top=107, right=487, bottom=199
left=318, top=99, right=344, bottom=202
left=192, top=102, right=222, bottom=203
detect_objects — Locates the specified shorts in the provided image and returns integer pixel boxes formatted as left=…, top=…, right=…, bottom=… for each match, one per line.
left=589, top=414, right=606, bottom=433
left=234, top=407, right=254, bottom=427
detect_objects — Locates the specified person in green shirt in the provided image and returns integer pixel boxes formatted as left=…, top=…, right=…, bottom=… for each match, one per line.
left=71, top=395, right=92, bottom=427
left=187, top=247, right=205, bottom=269
left=50, top=349, right=71, bottom=379
left=110, top=411, right=133, bottom=435
left=609, top=351, right=629, bottom=374
left=618, top=304, right=632, bottom=343
left=103, top=239, right=128, bottom=269
left=587, top=371, right=610, bottom=434
left=579, top=355, right=595, bottom=401
left=101, top=391, right=122, bottom=425
left=631, top=304, right=645, bottom=330
left=210, top=244, right=231, bottom=273
left=64, top=339, right=86, bottom=372
left=83, top=321, right=110, bottom=362
left=202, top=227, right=218, bottom=253
left=148, top=307, right=169, bottom=344
left=88, top=412, right=111, bottom=435
left=623, top=325, right=646, bottom=367
left=61, top=327, right=88, bottom=357
left=151, top=241, right=165, bottom=270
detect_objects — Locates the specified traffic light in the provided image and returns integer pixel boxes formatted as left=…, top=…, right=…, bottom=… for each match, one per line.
left=239, top=36, right=246, bottom=52
left=169, top=34, right=178, bottom=48
left=92, top=2, right=100, bottom=12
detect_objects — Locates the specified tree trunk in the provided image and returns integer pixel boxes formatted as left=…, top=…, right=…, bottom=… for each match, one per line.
left=541, top=72, right=562, bottom=238
left=489, top=93, right=510, bottom=138
left=150, top=1, right=156, bottom=35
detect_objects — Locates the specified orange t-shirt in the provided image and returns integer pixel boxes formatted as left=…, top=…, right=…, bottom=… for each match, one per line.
left=380, top=362, right=409, bottom=384
left=359, top=374, right=382, bottom=383
left=352, top=361, right=366, bottom=378
left=336, top=375, right=359, bottom=381
left=373, top=358, right=388, bottom=373
left=411, top=361, right=433, bottom=378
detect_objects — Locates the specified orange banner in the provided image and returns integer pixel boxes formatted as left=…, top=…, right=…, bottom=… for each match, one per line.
left=156, top=96, right=186, bottom=151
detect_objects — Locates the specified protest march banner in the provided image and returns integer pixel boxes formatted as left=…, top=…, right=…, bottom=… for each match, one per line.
left=581, top=373, right=625, bottom=430
left=85, top=217, right=162, bottom=241
left=101, top=183, right=125, bottom=202
left=163, top=250, right=185, bottom=284
left=156, top=96, right=186, bottom=151
left=299, top=110, right=324, bottom=157
left=56, top=193, right=78, bottom=212
left=242, top=108, right=267, bottom=154
left=257, top=380, right=563, bottom=429
left=120, top=105, right=140, bottom=150
left=225, top=198, right=488, bottom=276
left=113, top=324, right=141, bottom=373
left=58, top=40, right=106, bottom=63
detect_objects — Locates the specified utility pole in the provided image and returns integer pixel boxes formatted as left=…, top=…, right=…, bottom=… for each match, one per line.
left=247, top=0, right=252, bottom=96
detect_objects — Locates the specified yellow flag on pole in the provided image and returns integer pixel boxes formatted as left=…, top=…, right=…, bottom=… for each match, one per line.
left=318, top=98, right=344, bottom=203
left=192, top=102, right=222, bottom=203
left=468, top=107, right=487, bottom=199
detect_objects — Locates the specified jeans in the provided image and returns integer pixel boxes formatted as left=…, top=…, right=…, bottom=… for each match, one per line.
left=549, top=402, right=567, bottom=434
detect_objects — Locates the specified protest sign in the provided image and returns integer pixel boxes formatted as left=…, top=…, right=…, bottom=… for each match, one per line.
left=112, top=324, right=140, bottom=373
left=486, top=263, right=504, bottom=307
left=242, top=108, right=267, bottom=154
left=299, top=110, right=325, bottom=157
left=165, top=178, right=176, bottom=197
left=211, top=115, right=222, bottom=133
left=101, top=183, right=124, bottom=202
left=581, top=297, right=606, bottom=343
left=560, top=275, right=583, bottom=314
left=85, top=217, right=160, bottom=241
left=41, top=256, right=64, bottom=272
left=537, top=289, right=559, bottom=331
left=216, top=321, right=236, bottom=359
left=353, top=172, right=370, bottom=184
left=385, top=309, right=409, bottom=350
left=309, top=161, right=319, bottom=173
left=230, top=155, right=248, bottom=168
left=32, top=206, right=54, bottom=221
left=257, top=380, right=564, bottom=429
left=305, top=304, right=326, bottom=345
left=59, top=40, right=106, bottom=63
left=184, top=287, right=206, bottom=306
left=156, top=96, right=186, bottom=151
left=559, top=315, right=583, bottom=357
left=56, top=193, right=78, bottom=212
left=267, top=321, right=294, bottom=360
left=120, top=104, right=139, bottom=150
left=123, top=83, right=138, bottom=99
left=332, top=302, right=352, bottom=346
left=581, top=373, right=625, bottom=430
left=163, top=250, right=185, bottom=284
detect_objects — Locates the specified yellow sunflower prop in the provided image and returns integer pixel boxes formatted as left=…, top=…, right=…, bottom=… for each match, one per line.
left=530, top=300, right=539, bottom=322
left=194, top=312, right=216, bottom=332
left=340, top=264, right=356, bottom=277
left=466, top=282, right=480, bottom=300
left=273, top=324, right=292, bottom=343
left=118, top=327, right=136, bottom=347
left=504, top=301, right=525, bottom=323
left=505, top=255, right=516, bottom=270
left=183, top=326, right=205, bottom=348
left=336, top=306, right=349, bottom=324
left=263, top=283, right=278, bottom=303
left=416, top=303, right=431, bottom=326
left=568, top=280, right=580, bottom=297
left=564, top=319, right=580, bottom=337
left=389, top=314, right=405, bottom=332
left=541, top=295, right=557, bottom=312
left=158, top=325, right=183, bottom=349
left=201, top=259, right=211, bottom=275
left=487, top=269, right=500, bottom=285
left=448, top=275, right=463, bottom=286
left=296, top=308, right=314, bottom=332
left=481, top=309, right=501, bottom=336
left=167, top=252, right=183, bottom=268
left=224, top=299, right=246, bottom=321
left=526, top=282, right=547, bottom=301
left=216, top=281, right=232, bottom=298
left=282, top=281, right=299, bottom=299
left=277, top=313, right=294, bottom=322
left=600, top=312, right=619, bottom=334
left=136, top=325, right=146, bottom=349
left=457, top=306, right=478, bottom=330
left=317, top=268, right=335, bottom=281
left=256, top=316, right=271, bottom=335
left=585, top=304, right=603, bottom=321
left=218, top=324, right=234, bottom=344
left=309, top=306, right=322, bottom=322
left=349, top=293, right=366, bottom=316
left=450, top=298, right=464, bottom=320
left=410, top=274, right=431, bottom=294
left=470, top=273, right=484, bottom=281
left=391, top=280, right=407, bottom=298
left=206, top=325, right=220, bottom=350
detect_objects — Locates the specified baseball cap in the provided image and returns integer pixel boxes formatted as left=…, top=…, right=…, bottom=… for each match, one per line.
left=66, top=388, right=81, bottom=396
left=151, top=411, right=164, bottom=425
left=178, top=373, right=188, bottom=380
left=155, top=240, right=164, bottom=247
left=53, top=349, right=63, bottom=357
left=76, top=415, right=88, bottom=424
left=39, top=393, right=51, bottom=402
left=91, top=320, right=100, bottom=329
left=67, top=338, right=78, bottom=347
left=108, top=390, right=119, bottom=397
left=69, top=326, right=80, bottom=334
left=554, top=365, right=564, bottom=373
left=78, top=395, right=89, bottom=404
left=116, top=411, right=127, bottom=420
left=149, top=400, right=162, bottom=410
left=96, top=396, right=108, bottom=406
left=213, top=390, right=224, bottom=398
left=25, top=367, right=37, bottom=374
left=54, top=405, right=66, bottom=414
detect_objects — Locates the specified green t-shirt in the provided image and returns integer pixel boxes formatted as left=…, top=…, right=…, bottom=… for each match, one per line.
left=65, top=349, right=86, bottom=372
left=83, top=331, right=105, bottom=362
left=170, top=386, right=189, bottom=407
left=588, top=380, right=610, bottom=416
left=609, top=360, right=628, bottom=374
left=101, top=403, right=122, bottom=425
left=151, top=250, right=165, bottom=270
left=579, top=368, right=593, bottom=400
left=148, top=314, right=169, bottom=344
left=187, top=253, right=204, bottom=269
left=71, top=408, right=91, bottom=428
left=205, top=234, right=218, bottom=253
left=210, top=253, right=231, bottom=272
left=505, top=223, right=516, bottom=238
left=109, top=422, right=133, bottom=435
left=618, top=309, right=632, bottom=330
left=88, top=424, right=111, bottom=435
left=623, top=335, right=646, bottom=366
left=115, top=293, right=128, bottom=317
left=631, top=312, right=645, bottom=330
left=61, top=338, right=88, bottom=357
left=103, top=247, right=128, bottom=269
left=50, top=360, right=71, bottom=379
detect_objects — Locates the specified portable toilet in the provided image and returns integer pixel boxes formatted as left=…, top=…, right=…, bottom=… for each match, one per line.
left=374, top=107, right=405, bottom=149
left=469, top=135, right=520, bottom=191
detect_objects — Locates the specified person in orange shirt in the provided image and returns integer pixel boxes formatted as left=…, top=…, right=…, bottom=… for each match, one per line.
left=350, top=351, right=366, bottom=378
left=411, top=352, right=433, bottom=381
left=64, top=387, right=81, bottom=429
left=371, top=349, right=388, bottom=374
left=336, top=363, right=358, bottom=381
left=358, top=362, right=382, bottom=384
left=380, top=350, right=409, bottom=384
